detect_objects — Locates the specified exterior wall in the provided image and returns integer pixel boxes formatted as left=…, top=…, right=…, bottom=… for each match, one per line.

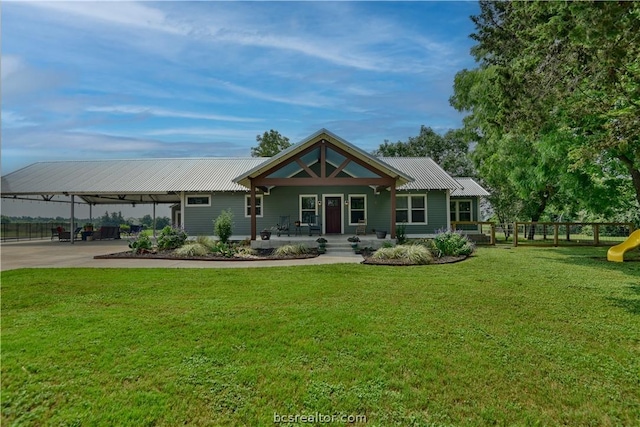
left=450, top=196, right=481, bottom=232
left=181, top=188, right=452, bottom=238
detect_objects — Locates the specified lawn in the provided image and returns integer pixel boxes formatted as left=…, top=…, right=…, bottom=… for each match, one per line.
left=1, top=247, right=639, bottom=426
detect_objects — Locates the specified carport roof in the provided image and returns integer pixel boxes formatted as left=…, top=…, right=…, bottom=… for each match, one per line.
left=1, top=158, right=267, bottom=204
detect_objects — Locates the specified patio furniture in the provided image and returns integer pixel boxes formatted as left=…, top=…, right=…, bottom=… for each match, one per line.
left=356, top=219, right=367, bottom=235
left=129, top=225, right=144, bottom=235
left=276, top=216, right=290, bottom=237
left=58, top=227, right=82, bottom=242
left=93, top=226, right=121, bottom=240
left=308, top=214, right=322, bottom=236
left=51, top=227, right=60, bottom=240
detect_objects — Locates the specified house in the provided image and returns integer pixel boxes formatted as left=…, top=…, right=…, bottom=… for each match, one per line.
left=1, top=129, right=489, bottom=242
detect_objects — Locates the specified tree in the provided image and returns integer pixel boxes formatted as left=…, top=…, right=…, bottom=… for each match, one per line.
left=251, top=130, right=291, bottom=157
left=373, top=126, right=474, bottom=177
left=451, top=1, right=640, bottom=237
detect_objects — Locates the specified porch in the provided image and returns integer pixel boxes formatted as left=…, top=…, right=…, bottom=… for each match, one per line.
left=249, top=233, right=395, bottom=254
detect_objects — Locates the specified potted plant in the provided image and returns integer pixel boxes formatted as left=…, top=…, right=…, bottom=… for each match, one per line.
left=84, top=222, right=94, bottom=232
left=295, top=220, right=301, bottom=227
left=316, top=237, right=327, bottom=254
left=375, top=230, right=387, bottom=239
left=347, top=235, right=360, bottom=250
left=260, top=229, right=272, bottom=240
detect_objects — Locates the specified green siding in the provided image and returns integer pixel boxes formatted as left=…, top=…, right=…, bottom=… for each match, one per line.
left=182, top=188, right=451, bottom=237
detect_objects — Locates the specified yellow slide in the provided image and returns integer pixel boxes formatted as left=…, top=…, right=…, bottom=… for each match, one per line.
left=607, top=229, right=640, bottom=262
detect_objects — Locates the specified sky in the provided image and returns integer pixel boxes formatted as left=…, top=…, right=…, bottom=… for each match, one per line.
left=1, top=0, right=481, bottom=218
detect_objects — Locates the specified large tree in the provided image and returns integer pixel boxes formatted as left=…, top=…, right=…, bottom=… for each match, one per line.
left=251, top=130, right=291, bottom=157
left=373, top=126, right=474, bottom=177
left=452, top=1, right=640, bottom=229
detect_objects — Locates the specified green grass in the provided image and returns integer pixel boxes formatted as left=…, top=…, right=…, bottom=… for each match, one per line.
left=2, top=247, right=639, bottom=426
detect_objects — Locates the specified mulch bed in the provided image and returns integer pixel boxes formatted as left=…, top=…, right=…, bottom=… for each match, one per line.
left=95, top=248, right=319, bottom=262
left=361, top=255, right=468, bottom=266
left=96, top=249, right=469, bottom=265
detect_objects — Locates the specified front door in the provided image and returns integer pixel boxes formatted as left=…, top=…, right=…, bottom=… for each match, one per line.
left=325, top=197, right=342, bottom=234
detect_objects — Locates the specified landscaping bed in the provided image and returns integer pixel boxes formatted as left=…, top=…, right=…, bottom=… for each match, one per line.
left=95, top=248, right=319, bottom=261
left=362, top=254, right=468, bottom=265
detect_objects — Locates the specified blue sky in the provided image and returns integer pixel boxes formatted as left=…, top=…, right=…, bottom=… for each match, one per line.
left=2, top=1, right=480, bottom=176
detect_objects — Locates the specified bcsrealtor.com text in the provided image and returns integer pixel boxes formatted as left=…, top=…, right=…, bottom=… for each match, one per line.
left=273, top=412, right=367, bottom=424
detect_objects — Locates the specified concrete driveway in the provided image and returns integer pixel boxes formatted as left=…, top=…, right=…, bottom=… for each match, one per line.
left=0, top=239, right=363, bottom=271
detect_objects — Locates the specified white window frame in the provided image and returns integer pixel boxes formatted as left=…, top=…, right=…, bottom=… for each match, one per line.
left=299, top=194, right=318, bottom=225
left=185, top=194, right=211, bottom=207
left=348, top=194, right=367, bottom=226
left=395, top=194, right=428, bottom=224
left=450, top=199, right=473, bottom=222
left=245, top=194, right=263, bottom=218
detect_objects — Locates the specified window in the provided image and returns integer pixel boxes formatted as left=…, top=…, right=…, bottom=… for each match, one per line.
left=396, top=195, right=427, bottom=224
left=186, top=195, right=211, bottom=207
left=349, top=195, right=366, bottom=225
left=450, top=200, right=472, bottom=222
left=245, top=195, right=263, bottom=217
left=300, top=195, right=317, bottom=224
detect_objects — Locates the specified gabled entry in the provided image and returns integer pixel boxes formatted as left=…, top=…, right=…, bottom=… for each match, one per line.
left=234, top=129, right=414, bottom=240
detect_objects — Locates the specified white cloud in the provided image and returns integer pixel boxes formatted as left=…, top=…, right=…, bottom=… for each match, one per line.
left=25, top=1, right=186, bottom=35
left=1, top=111, right=38, bottom=129
left=86, top=105, right=262, bottom=123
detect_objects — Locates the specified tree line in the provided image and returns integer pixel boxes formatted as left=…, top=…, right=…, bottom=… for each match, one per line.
left=252, top=2, right=639, bottom=236
left=1, top=211, right=172, bottom=229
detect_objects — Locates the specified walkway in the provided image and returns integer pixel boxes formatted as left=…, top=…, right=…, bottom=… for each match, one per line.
left=0, top=239, right=363, bottom=271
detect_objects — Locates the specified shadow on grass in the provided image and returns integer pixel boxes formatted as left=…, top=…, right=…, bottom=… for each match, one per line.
left=541, top=246, right=640, bottom=277
left=607, top=284, right=640, bottom=315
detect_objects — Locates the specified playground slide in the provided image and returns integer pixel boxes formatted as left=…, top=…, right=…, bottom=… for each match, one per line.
left=607, top=229, right=640, bottom=262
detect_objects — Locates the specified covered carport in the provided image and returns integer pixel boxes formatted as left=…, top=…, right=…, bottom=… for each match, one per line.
left=0, top=159, right=232, bottom=243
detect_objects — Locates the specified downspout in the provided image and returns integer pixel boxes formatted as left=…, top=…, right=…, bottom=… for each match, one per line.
left=446, top=189, right=451, bottom=231
left=180, top=192, right=185, bottom=229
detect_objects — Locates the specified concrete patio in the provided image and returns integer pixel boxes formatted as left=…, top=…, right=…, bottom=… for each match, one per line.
left=0, top=237, right=367, bottom=271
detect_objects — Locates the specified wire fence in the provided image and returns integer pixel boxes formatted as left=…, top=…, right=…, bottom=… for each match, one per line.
left=451, top=221, right=496, bottom=245
left=1, top=222, right=69, bottom=242
left=513, top=222, right=634, bottom=247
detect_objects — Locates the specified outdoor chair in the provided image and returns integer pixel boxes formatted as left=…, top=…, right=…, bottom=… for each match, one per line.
left=129, top=225, right=144, bottom=235
left=276, top=215, right=290, bottom=237
left=308, top=214, right=322, bottom=236
left=356, top=219, right=367, bottom=235
left=51, top=227, right=60, bottom=240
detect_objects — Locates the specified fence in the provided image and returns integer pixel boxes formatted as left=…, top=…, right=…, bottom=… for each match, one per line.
left=451, top=221, right=496, bottom=245
left=1, top=222, right=69, bottom=242
left=513, top=222, right=634, bottom=247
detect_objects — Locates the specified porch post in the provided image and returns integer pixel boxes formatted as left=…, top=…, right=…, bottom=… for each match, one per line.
left=250, top=181, right=257, bottom=240
left=70, top=194, right=75, bottom=244
left=390, top=183, right=396, bottom=239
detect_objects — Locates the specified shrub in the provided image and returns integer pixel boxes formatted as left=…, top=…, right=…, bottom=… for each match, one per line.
left=195, top=235, right=216, bottom=250
left=128, top=233, right=153, bottom=254
left=274, top=244, right=310, bottom=257
left=396, top=222, right=407, bottom=244
left=175, top=243, right=209, bottom=257
left=214, top=210, right=234, bottom=244
left=157, top=225, right=188, bottom=250
left=430, top=229, right=475, bottom=258
left=371, top=244, right=432, bottom=265
left=234, top=246, right=257, bottom=258
left=211, top=241, right=235, bottom=258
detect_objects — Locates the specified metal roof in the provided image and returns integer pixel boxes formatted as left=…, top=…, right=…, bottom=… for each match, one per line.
left=451, top=177, right=490, bottom=197
left=2, top=131, right=489, bottom=206
left=380, top=157, right=462, bottom=191
left=1, top=158, right=267, bottom=204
